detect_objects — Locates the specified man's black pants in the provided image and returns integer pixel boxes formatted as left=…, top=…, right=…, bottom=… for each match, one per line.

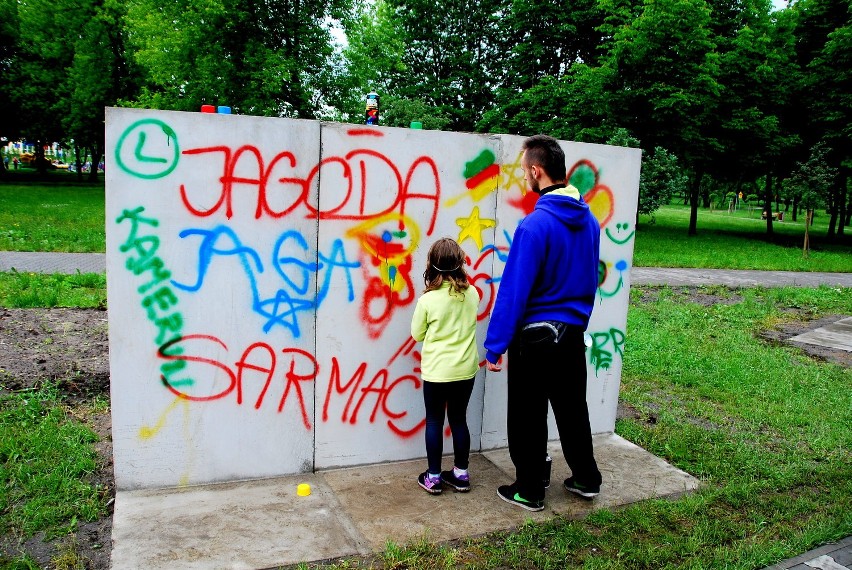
left=507, top=325, right=601, bottom=501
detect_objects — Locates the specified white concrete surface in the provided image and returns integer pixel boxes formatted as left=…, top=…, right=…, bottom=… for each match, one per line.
left=110, top=433, right=700, bottom=569
left=104, top=108, right=641, bottom=490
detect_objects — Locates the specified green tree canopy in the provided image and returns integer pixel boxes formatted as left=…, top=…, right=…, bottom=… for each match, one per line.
left=124, top=0, right=346, bottom=117
left=608, top=128, right=688, bottom=222
left=345, top=0, right=510, bottom=131
left=794, top=0, right=851, bottom=236
left=0, top=0, right=22, bottom=149
left=5, top=0, right=93, bottom=171
left=602, top=0, right=721, bottom=235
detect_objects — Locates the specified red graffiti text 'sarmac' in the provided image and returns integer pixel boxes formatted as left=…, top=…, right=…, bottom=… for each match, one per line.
left=322, top=357, right=423, bottom=438
left=157, top=334, right=423, bottom=438
left=178, top=145, right=441, bottom=234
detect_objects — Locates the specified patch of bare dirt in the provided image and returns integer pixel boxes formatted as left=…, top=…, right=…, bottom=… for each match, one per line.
left=0, top=293, right=848, bottom=569
left=0, top=307, right=110, bottom=403
left=631, top=285, right=746, bottom=306
left=0, top=307, right=113, bottom=570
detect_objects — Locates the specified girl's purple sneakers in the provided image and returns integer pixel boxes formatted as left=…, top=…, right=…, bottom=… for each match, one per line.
left=418, top=472, right=442, bottom=494
left=441, top=469, right=471, bottom=492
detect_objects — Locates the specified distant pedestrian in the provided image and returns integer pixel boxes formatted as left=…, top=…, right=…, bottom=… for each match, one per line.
left=13, top=157, right=19, bottom=170
left=411, top=237, right=481, bottom=495
left=484, top=134, right=602, bottom=512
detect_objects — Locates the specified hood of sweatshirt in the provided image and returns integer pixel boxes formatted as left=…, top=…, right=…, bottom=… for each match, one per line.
left=534, top=184, right=591, bottom=229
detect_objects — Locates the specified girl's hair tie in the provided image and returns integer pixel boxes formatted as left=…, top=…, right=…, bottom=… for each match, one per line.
left=431, top=263, right=461, bottom=272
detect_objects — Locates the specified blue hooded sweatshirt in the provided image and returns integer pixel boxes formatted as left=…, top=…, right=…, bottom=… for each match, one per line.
left=484, top=185, right=600, bottom=364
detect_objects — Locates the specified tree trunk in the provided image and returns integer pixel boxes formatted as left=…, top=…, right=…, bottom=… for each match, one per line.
left=74, top=144, right=85, bottom=182
left=826, top=174, right=839, bottom=239
left=830, top=167, right=847, bottom=237
left=688, top=170, right=702, bottom=236
left=88, top=144, right=103, bottom=183
left=35, top=142, right=47, bottom=175
left=837, top=168, right=849, bottom=237
left=764, top=172, right=774, bottom=236
left=792, top=194, right=799, bottom=222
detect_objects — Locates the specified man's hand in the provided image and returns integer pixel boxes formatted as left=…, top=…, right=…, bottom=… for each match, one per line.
left=486, top=359, right=502, bottom=372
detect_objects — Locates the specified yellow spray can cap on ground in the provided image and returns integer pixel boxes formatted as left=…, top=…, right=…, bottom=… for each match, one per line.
left=297, top=483, right=311, bottom=496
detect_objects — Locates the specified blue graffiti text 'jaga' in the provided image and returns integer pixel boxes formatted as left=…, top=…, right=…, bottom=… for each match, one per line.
left=172, top=225, right=360, bottom=337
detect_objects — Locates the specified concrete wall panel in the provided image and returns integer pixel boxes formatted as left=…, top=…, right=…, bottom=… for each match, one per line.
left=106, top=108, right=640, bottom=490
left=312, top=124, right=498, bottom=469
left=106, top=109, right=320, bottom=489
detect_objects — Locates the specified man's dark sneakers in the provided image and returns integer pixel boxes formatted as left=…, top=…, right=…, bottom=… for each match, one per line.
left=418, top=472, right=442, bottom=495
left=441, top=470, right=470, bottom=492
left=497, top=484, right=544, bottom=512
left=563, top=477, right=600, bottom=499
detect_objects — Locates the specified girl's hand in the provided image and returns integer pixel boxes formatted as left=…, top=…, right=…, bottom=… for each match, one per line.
left=486, top=359, right=502, bottom=372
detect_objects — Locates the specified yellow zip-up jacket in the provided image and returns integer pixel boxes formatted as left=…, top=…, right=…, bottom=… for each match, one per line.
left=410, top=282, right=480, bottom=382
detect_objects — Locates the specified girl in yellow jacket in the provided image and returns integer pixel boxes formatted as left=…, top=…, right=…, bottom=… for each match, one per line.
left=410, top=237, right=480, bottom=494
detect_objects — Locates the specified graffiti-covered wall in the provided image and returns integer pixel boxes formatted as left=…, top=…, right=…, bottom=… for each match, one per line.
left=105, top=108, right=640, bottom=491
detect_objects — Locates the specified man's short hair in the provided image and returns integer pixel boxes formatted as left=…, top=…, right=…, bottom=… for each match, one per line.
left=522, top=134, right=567, bottom=182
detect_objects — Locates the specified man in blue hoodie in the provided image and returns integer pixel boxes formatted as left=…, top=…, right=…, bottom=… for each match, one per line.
left=485, top=134, right=602, bottom=512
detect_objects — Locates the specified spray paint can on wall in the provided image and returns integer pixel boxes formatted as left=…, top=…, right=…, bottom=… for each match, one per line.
left=365, top=92, right=379, bottom=125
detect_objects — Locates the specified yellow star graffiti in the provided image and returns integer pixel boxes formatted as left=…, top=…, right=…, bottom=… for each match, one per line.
left=502, top=151, right=527, bottom=193
left=456, top=206, right=496, bottom=251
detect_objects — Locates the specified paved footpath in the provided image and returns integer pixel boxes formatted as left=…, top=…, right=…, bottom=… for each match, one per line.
left=761, top=536, right=852, bottom=570
left=2, top=250, right=850, bottom=569
left=0, top=251, right=106, bottom=274
left=1, top=251, right=851, bottom=288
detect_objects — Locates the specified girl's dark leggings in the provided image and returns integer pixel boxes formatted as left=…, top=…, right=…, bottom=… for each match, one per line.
left=422, top=377, right=475, bottom=474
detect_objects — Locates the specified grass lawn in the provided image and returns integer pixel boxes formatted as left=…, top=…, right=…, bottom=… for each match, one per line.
left=0, top=271, right=106, bottom=308
left=1, top=286, right=850, bottom=568
left=310, top=286, right=852, bottom=569
left=0, top=173, right=105, bottom=253
left=634, top=205, right=852, bottom=272
left=0, top=385, right=105, bottom=539
left=0, top=178, right=850, bottom=568
left=1, top=178, right=849, bottom=272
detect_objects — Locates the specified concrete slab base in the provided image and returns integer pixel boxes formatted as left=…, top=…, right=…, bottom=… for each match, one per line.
left=789, top=317, right=852, bottom=352
left=110, top=433, right=700, bottom=569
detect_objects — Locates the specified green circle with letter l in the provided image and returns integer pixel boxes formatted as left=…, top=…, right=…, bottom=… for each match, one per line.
left=115, top=119, right=180, bottom=179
